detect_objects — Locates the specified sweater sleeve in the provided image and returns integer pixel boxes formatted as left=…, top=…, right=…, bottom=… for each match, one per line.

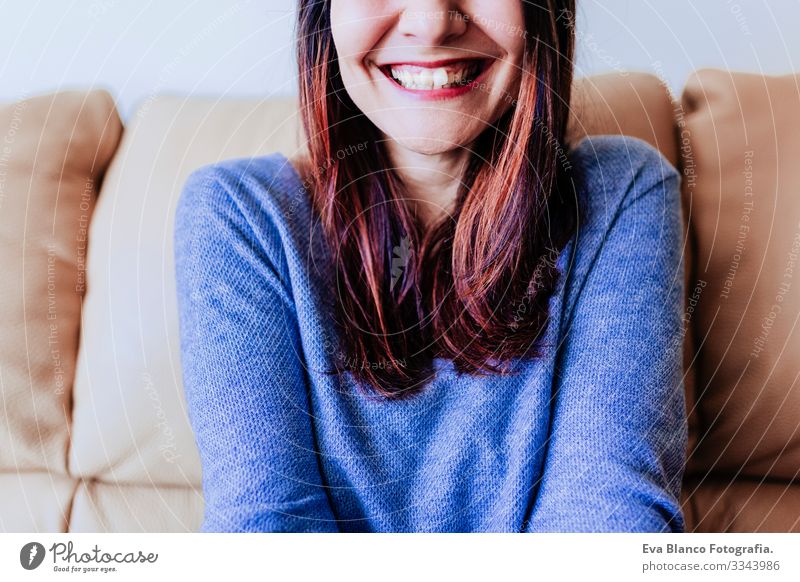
left=525, top=144, right=688, bottom=532
left=174, top=165, right=339, bottom=532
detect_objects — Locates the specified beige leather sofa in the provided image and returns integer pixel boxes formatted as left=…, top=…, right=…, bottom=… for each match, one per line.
left=1, top=70, right=799, bottom=532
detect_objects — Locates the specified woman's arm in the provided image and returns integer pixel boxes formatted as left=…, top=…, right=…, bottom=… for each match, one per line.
left=174, top=165, right=338, bottom=532
left=526, top=143, right=688, bottom=532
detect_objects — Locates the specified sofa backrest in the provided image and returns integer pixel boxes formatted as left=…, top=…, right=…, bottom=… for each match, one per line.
left=0, top=90, right=122, bottom=531
left=678, top=70, right=800, bottom=531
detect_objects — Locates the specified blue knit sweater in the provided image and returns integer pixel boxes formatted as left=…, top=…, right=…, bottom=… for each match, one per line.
left=174, top=135, right=688, bottom=533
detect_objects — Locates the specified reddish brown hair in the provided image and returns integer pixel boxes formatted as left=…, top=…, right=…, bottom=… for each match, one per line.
left=297, top=0, right=578, bottom=399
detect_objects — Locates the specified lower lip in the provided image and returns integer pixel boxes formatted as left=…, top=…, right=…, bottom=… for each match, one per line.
left=380, top=61, right=494, bottom=101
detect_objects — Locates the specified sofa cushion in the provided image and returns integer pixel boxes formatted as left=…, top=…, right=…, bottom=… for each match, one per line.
left=68, top=479, right=202, bottom=532
left=682, top=477, right=800, bottom=532
left=568, top=73, right=680, bottom=167
left=69, top=96, right=301, bottom=486
left=0, top=473, right=75, bottom=532
left=680, top=69, right=800, bottom=481
left=0, top=91, right=121, bottom=476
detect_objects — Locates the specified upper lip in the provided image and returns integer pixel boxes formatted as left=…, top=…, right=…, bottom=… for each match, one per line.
left=376, top=57, right=490, bottom=68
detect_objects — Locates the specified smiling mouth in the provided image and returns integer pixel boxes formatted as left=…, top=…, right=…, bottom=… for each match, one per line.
left=379, top=59, right=492, bottom=91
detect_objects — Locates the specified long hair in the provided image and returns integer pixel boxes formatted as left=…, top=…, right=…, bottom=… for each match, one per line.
left=297, top=0, right=578, bottom=399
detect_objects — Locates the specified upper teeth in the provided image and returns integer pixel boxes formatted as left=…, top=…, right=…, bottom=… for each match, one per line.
left=388, top=63, right=477, bottom=90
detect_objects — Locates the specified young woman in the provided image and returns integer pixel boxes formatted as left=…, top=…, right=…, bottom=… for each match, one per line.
left=174, top=0, right=688, bottom=533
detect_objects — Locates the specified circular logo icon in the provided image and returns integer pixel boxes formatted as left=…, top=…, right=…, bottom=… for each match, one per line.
left=20, top=542, right=46, bottom=570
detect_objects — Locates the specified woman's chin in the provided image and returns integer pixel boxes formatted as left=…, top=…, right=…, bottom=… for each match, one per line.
left=387, top=131, right=478, bottom=157
left=362, top=106, right=483, bottom=155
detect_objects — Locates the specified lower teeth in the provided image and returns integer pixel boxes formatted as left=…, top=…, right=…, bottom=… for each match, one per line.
left=448, top=78, right=474, bottom=88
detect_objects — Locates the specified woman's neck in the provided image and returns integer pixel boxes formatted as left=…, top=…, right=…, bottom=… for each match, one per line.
left=289, top=144, right=470, bottom=230
left=385, top=141, right=469, bottom=229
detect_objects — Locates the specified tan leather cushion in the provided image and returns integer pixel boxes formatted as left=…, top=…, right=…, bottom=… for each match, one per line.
left=0, top=473, right=75, bottom=532
left=69, top=75, right=681, bottom=520
left=0, top=91, right=121, bottom=476
left=682, top=477, right=800, bottom=532
left=681, top=70, right=800, bottom=481
left=69, top=97, right=301, bottom=491
left=69, top=480, right=201, bottom=532
left=568, top=73, right=680, bottom=167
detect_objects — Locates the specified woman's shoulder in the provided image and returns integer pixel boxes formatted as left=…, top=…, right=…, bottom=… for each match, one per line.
left=175, top=152, right=317, bottom=252
left=567, top=134, right=680, bottom=210
left=566, top=135, right=680, bottom=215
left=562, top=134, right=682, bottom=250
left=556, top=135, right=684, bottom=323
left=178, top=151, right=312, bottom=224
left=563, top=133, right=683, bottom=240
left=174, top=151, right=322, bottom=290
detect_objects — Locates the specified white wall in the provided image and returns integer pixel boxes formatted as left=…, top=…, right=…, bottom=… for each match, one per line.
left=1, top=0, right=798, bottom=120
left=572, top=0, right=800, bottom=98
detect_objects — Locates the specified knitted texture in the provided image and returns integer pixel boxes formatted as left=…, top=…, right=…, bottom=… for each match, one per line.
left=174, top=135, right=688, bottom=532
